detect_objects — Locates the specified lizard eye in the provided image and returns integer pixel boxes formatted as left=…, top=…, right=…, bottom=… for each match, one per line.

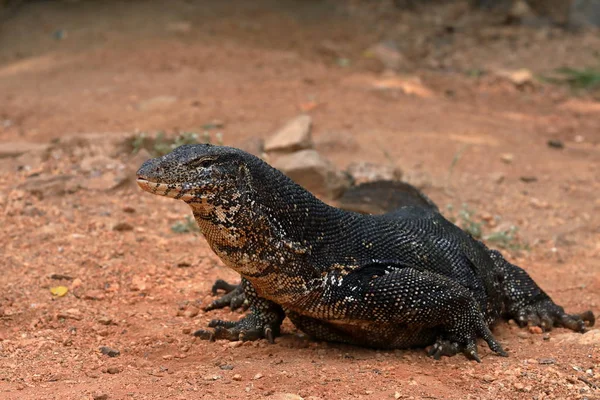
left=189, top=156, right=216, bottom=169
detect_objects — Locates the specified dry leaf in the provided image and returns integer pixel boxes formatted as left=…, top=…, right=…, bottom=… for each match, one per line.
left=50, top=286, right=69, bottom=297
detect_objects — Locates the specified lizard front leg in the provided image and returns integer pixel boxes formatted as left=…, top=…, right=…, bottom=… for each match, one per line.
left=203, top=279, right=248, bottom=311
left=195, top=278, right=284, bottom=343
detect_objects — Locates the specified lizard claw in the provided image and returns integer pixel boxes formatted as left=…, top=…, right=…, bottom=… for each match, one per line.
left=265, top=327, right=274, bottom=344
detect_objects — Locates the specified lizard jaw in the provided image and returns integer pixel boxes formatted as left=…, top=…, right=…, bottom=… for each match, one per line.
left=136, top=178, right=195, bottom=201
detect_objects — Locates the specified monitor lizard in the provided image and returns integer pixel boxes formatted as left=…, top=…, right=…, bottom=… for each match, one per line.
left=136, top=144, right=594, bottom=361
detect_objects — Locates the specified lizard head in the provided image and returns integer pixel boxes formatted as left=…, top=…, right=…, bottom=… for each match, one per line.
left=136, top=143, right=254, bottom=205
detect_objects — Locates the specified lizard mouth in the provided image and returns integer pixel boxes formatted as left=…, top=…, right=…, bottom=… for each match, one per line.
left=136, top=178, right=194, bottom=201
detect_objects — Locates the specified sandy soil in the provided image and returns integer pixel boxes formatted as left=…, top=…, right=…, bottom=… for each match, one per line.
left=1, top=1, right=599, bottom=399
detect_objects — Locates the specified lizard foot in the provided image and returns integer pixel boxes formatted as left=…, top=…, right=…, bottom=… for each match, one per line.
left=428, top=321, right=507, bottom=362
left=203, top=279, right=247, bottom=311
left=515, top=300, right=595, bottom=333
left=193, top=312, right=282, bottom=343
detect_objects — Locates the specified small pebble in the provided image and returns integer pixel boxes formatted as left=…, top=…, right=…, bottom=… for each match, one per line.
left=500, top=153, right=514, bottom=164
left=93, top=393, right=109, bottom=400
left=253, top=373, right=263, bottom=380
left=99, top=346, right=120, bottom=357
left=183, top=306, right=199, bottom=318
left=106, top=366, right=121, bottom=374
left=97, top=316, right=113, bottom=325
left=520, top=176, right=537, bottom=183
left=220, top=364, right=234, bottom=370
left=538, top=358, right=556, bottom=365
left=232, top=374, right=243, bottom=381
left=517, top=331, right=529, bottom=339
left=528, top=326, right=543, bottom=334
left=112, top=222, right=134, bottom=232
left=547, top=139, right=564, bottom=149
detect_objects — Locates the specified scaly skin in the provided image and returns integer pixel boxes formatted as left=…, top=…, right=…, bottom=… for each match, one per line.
left=137, top=144, right=594, bottom=361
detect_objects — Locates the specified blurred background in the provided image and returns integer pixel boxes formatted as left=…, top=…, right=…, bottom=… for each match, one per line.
left=1, top=1, right=599, bottom=399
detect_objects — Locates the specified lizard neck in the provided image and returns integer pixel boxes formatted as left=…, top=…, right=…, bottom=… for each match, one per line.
left=187, top=158, right=351, bottom=279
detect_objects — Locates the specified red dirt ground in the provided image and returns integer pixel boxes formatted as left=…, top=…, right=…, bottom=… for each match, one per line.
left=1, top=1, right=599, bottom=399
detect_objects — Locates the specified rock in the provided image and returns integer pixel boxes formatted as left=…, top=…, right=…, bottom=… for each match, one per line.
left=569, top=0, right=600, bottom=28
left=232, top=374, right=243, bottom=381
left=578, top=329, right=600, bottom=345
left=57, top=309, right=83, bottom=321
left=547, top=139, right=564, bottom=149
left=84, top=291, right=106, bottom=301
left=520, top=176, right=538, bottom=183
left=97, top=316, right=113, bottom=325
left=538, top=358, right=556, bottom=364
left=489, top=172, right=505, bottom=184
left=92, top=392, right=109, bottom=400
left=517, top=331, right=529, bottom=339
left=272, top=150, right=350, bottom=199
left=371, top=75, right=434, bottom=98
left=272, top=394, right=304, bottom=400
left=495, top=68, right=534, bottom=87
left=253, top=373, right=264, bottom=380
left=219, top=364, right=234, bottom=370
left=482, top=374, right=496, bottom=382
left=49, top=273, right=74, bottom=281
left=346, top=162, right=402, bottom=185
left=106, top=366, right=121, bottom=374
left=365, top=41, right=406, bottom=71
left=528, top=326, right=543, bottom=334
left=265, top=115, right=313, bottom=153
left=183, top=306, right=199, bottom=318
left=137, top=96, right=178, bottom=111
left=99, top=346, right=120, bottom=357
left=113, top=222, right=134, bottom=232
left=129, top=275, right=150, bottom=291
left=530, top=198, right=550, bottom=209
left=17, top=175, right=80, bottom=199
left=500, top=153, right=514, bottom=164
left=69, top=278, right=82, bottom=289
left=0, top=142, right=49, bottom=159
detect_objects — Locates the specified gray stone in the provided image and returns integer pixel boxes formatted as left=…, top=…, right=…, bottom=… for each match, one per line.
left=272, top=150, right=349, bottom=199
left=265, top=115, right=312, bottom=153
left=570, top=0, right=600, bottom=28
left=346, top=162, right=402, bottom=185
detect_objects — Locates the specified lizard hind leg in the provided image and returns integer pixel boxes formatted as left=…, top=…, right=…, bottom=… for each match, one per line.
left=490, top=250, right=595, bottom=333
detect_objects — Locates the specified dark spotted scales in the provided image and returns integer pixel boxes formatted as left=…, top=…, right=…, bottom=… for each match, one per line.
left=137, top=144, right=594, bottom=361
